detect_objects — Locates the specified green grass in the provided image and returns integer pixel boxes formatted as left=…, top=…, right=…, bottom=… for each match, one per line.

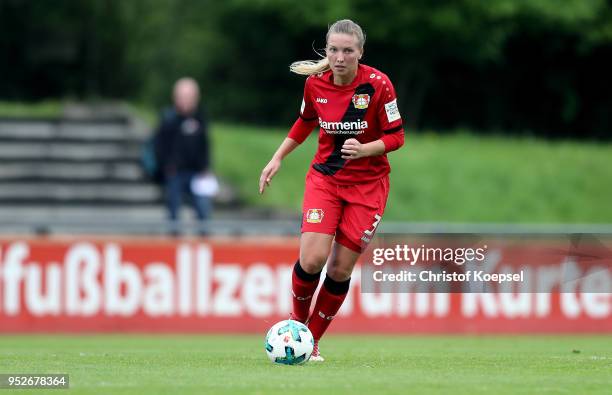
left=0, top=101, right=63, bottom=118
left=1, top=98, right=611, bottom=224
left=211, top=124, right=612, bottom=223
left=1, top=335, right=610, bottom=394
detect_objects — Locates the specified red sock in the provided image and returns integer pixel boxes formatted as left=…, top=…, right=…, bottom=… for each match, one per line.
left=291, top=261, right=321, bottom=323
left=308, top=275, right=350, bottom=342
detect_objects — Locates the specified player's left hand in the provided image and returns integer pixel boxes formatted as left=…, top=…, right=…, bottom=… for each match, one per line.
left=341, top=138, right=367, bottom=160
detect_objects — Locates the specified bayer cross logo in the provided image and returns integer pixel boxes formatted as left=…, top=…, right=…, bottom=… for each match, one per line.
left=306, top=209, right=324, bottom=223
left=352, top=94, right=370, bottom=109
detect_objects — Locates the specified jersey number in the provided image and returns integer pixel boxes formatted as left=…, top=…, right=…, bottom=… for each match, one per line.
left=361, top=214, right=382, bottom=243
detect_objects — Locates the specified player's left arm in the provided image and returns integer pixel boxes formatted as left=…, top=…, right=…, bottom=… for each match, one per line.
left=341, top=76, right=404, bottom=160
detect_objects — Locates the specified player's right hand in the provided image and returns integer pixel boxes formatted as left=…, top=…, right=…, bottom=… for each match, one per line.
left=259, top=158, right=281, bottom=194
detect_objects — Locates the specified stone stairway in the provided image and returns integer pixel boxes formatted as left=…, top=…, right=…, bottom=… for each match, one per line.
left=0, top=116, right=155, bottom=200
left=0, top=113, right=298, bottom=235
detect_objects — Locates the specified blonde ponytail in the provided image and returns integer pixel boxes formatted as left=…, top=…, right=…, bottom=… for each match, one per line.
left=289, top=58, right=330, bottom=75
left=289, top=19, right=365, bottom=76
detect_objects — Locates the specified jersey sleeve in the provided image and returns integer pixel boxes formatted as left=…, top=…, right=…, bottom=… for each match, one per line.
left=377, top=76, right=405, bottom=153
left=288, top=77, right=319, bottom=144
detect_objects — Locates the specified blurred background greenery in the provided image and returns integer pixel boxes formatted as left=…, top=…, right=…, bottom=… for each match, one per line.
left=1, top=0, right=611, bottom=225
left=2, top=0, right=612, bottom=138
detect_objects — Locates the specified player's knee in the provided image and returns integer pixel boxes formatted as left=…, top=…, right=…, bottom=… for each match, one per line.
left=326, top=265, right=352, bottom=282
left=299, top=252, right=327, bottom=274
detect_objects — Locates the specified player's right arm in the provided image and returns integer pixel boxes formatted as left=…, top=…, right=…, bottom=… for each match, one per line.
left=259, top=78, right=318, bottom=194
left=259, top=137, right=300, bottom=194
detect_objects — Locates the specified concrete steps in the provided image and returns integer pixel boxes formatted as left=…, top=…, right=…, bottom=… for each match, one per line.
left=0, top=182, right=160, bottom=203
left=0, top=162, right=142, bottom=182
left=0, top=113, right=251, bottom=234
left=0, top=116, right=156, bottom=206
left=0, top=142, right=141, bottom=160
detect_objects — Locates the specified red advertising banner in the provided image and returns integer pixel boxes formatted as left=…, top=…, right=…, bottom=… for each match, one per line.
left=0, top=237, right=610, bottom=333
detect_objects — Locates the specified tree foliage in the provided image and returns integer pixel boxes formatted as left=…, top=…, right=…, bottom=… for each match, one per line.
left=1, top=0, right=611, bottom=138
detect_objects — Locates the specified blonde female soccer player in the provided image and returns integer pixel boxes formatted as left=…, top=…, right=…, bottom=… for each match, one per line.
left=259, top=19, right=404, bottom=361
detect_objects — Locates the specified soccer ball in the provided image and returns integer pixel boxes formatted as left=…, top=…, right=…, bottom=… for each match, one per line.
left=264, top=320, right=314, bottom=365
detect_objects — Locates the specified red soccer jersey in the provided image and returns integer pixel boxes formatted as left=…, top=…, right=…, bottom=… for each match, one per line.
left=288, top=63, right=404, bottom=184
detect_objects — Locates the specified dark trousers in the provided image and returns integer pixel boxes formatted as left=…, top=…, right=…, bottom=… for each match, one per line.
left=165, top=171, right=211, bottom=233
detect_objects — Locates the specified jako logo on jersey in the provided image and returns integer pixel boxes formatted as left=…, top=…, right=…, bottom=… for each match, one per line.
left=306, top=209, right=324, bottom=223
left=316, top=97, right=328, bottom=103
left=318, top=118, right=368, bottom=134
left=352, top=94, right=370, bottom=109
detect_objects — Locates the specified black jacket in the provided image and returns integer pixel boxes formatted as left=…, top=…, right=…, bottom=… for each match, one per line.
left=154, top=107, right=210, bottom=174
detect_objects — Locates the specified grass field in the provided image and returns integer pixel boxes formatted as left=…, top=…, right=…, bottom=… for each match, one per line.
left=2, top=101, right=611, bottom=224
left=1, top=335, right=611, bottom=394
left=0, top=101, right=63, bottom=118
left=212, top=124, right=612, bottom=224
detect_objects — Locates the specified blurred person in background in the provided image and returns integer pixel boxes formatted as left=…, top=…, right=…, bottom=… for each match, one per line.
left=259, top=19, right=404, bottom=361
left=154, top=77, right=213, bottom=235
